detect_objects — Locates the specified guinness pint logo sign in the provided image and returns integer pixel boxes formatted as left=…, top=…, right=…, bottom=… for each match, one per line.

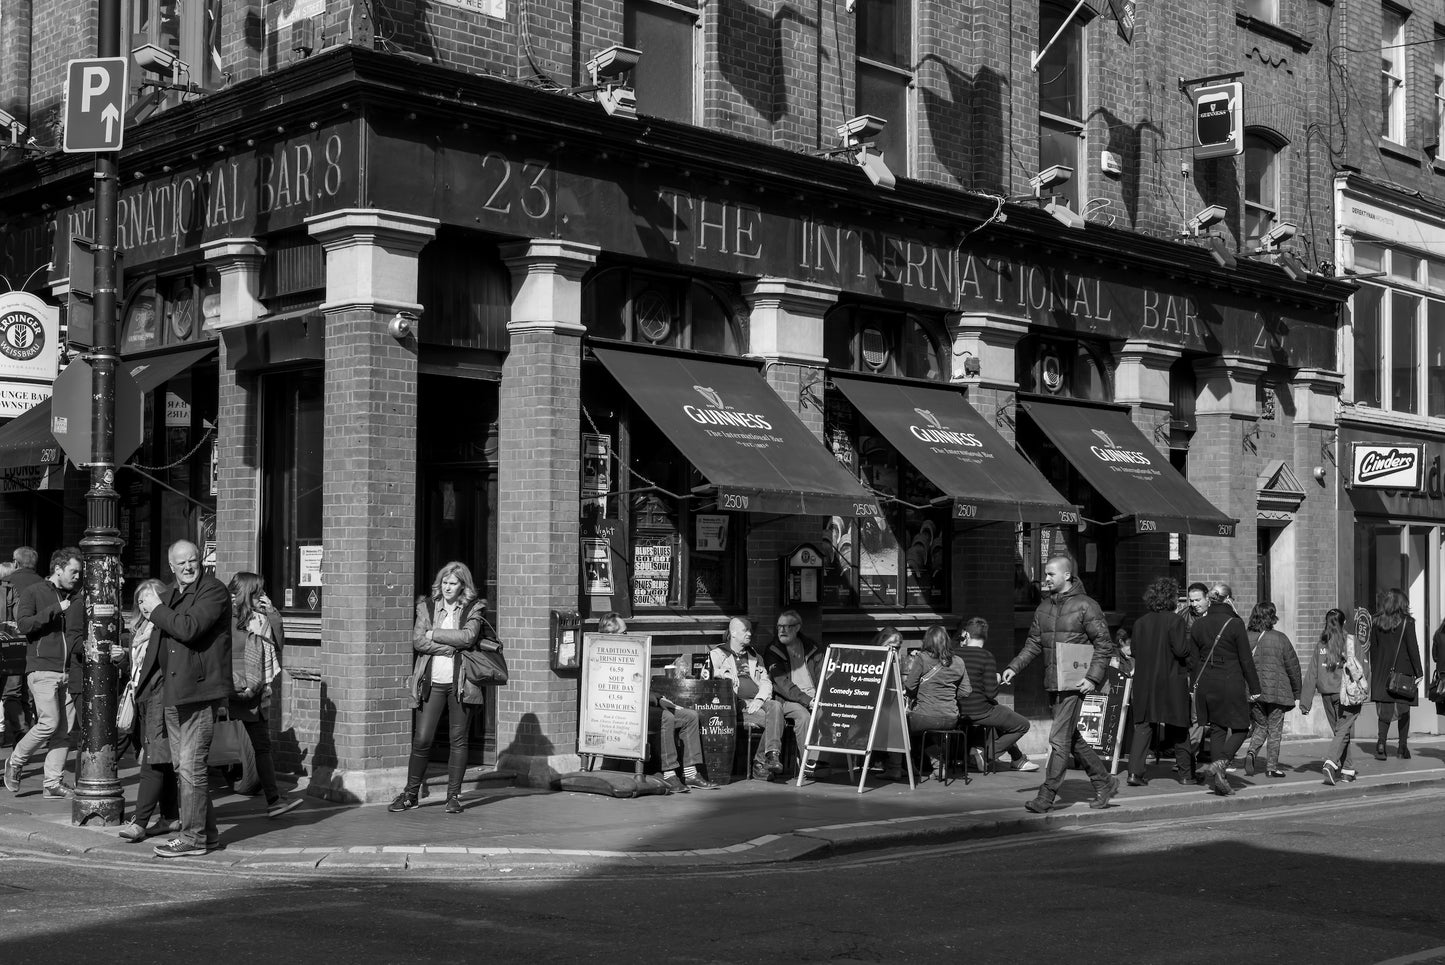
left=1352, top=443, right=1423, bottom=490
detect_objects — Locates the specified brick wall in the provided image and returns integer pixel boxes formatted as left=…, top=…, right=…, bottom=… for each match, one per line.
left=213, top=347, right=260, bottom=577
left=317, top=307, right=417, bottom=775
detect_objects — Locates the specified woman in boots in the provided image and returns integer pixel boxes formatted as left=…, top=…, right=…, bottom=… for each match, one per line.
left=1370, top=588, right=1422, bottom=761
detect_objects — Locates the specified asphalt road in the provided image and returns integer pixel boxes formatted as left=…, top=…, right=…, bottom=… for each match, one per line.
left=4, top=789, right=1445, bottom=964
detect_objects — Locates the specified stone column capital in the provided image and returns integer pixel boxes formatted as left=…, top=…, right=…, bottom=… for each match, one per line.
left=946, top=313, right=1030, bottom=390
left=501, top=240, right=599, bottom=336
left=201, top=238, right=266, bottom=268
left=305, top=209, right=439, bottom=252
left=1195, top=355, right=1271, bottom=419
left=1114, top=338, right=1183, bottom=365
left=305, top=210, right=437, bottom=315
left=745, top=277, right=835, bottom=366
left=201, top=238, right=267, bottom=331
left=1115, top=340, right=1181, bottom=409
left=743, top=278, right=840, bottom=314
left=1290, top=367, right=1344, bottom=429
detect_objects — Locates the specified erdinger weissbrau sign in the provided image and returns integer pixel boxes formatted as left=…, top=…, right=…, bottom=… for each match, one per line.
left=1351, top=443, right=1424, bottom=490
left=0, top=292, right=60, bottom=419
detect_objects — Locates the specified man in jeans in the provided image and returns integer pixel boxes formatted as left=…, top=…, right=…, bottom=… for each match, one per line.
left=1, top=547, right=44, bottom=748
left=1001, top=554, right=1120, bottom=813
left=138, top=540, right=232, bottom=857
left=4, top=547, right=84, bottom=797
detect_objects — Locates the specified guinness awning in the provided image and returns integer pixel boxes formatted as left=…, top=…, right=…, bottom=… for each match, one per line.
left=831, top=374, right=1079, bottom=524
left=1021, top=398, right=1237, bottom=537
left=0, top=346, right=216, bottom=470
left=592, top=344, right=880, bottom=518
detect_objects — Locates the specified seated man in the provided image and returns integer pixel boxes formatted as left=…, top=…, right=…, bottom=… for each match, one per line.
left=597, top=612, right=718, bottom=792
left=763, top=609, right=825, bottom=771
left=956, top=617, right=1035, bottom=772
left=706, top=617, right=785, bottom=780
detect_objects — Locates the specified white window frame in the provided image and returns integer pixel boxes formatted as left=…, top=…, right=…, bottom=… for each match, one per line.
left=1347, top=242, right=1445, bottom=420
left=1037, top=1, right=1087, bottom=211
left=1245, top=0, right=1278, bottom=24
left=1243, top=131, right=1281, bottom=247
left=1433, top=30, right=1445, bottom=152
left=855, top=0, right=916, bottom=177
left=1382, top=6, right=1408, bottom=144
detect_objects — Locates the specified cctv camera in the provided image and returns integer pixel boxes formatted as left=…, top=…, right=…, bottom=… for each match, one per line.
left=1029, top=164, right=1073, bottom=194
left=1045, top=200, right=1085, bottom=230
left=1260, top=221, right=1298, bottom=249
left=0, top=108, right=15, bottom=130
left=837, top=114, right=888, bottom=145
left=132, top=42, right=181, bottom=78
left=856, top=151, right=896, bottom=190
left=587, top=45, right=641, bottom=84
left=1277, top=251, right=1310, bottom=282
left=388, top=311, right=418, bottom=340
left=1186, top=204, right=1227, bottom=236
left=1206, top=235, right=1237, bottom=268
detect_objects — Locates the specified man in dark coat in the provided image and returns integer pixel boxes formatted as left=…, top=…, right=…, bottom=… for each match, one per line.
left=1188, top=583, right=1260, bottom=796
left=764, top=609, right=826, bottom=772
left=1002, top=554, right=1119, bottom=813
left=1, top=546, right=44, bottom=746
left=137, top=540, right=231, bottom=858
left=1126, top=577, right=1196, bottom=787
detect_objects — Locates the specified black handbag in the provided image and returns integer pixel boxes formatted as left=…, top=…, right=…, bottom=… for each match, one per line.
left=460, top=617, right=509, bottom=685
left=1428, top=669, right=1445, bottom=702
left=1386, top=627, right=1417, bottom=702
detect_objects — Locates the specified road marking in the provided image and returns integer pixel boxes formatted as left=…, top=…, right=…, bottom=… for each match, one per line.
left=1370, top=948, right=1445, bottom=965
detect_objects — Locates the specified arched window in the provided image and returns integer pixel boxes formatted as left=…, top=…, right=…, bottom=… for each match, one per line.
left=823, top=305, right=947, bottom=381
left=1244, top=130, right=1284, bottom=248
left=1016, top=334, right=1111, bottom=402
left=581, top=267, right=742, bottom=355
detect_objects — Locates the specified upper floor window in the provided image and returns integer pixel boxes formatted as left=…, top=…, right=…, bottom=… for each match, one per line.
left=625, top=0, right=699, bottom=124
left=1016, top=334, right=1111, bottom=402
left=127, top=0, right=226, bottom=99
left=1039, top=1, right=1086, bottom=210
left=1244, top=131, right=1282, bottom=248
left=1349, top=242, right=1445, bottom=419
left=582, top=267, right=742, bottom=355
left=1381, top=6, right=1408, bottom=143
left=1433, top=29, right=1445, bottom=152
left=1244, top=0, right=1278, bottom=23
left=856, top=0, right=912, bottom=176
left=823, top=306, right=946, bottom=382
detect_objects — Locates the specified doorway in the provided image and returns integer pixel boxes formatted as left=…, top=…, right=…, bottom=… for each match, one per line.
left=417, top=376, right=500, bottom=766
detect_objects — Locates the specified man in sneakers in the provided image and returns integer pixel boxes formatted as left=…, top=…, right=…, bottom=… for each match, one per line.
left=955, top=618, right=1034, bottom=773
left=4, top=548, right=84, bottom=798
left=137, top=540, right=232, bottom=857
left=706, top=617, right=784, bottom=780
left=1001, top=555, right=1120, bottom=813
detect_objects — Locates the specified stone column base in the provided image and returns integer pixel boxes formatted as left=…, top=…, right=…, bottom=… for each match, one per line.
left=496, top=751, right=584, bottom=789
left=303, top=765, right=411, bottom=804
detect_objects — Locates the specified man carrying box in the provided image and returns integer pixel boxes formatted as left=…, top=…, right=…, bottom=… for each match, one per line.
left=1001, top=554, right=1119, bottom=814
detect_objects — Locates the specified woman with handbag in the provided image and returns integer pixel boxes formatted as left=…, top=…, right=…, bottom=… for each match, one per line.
left=116, top=579, right=181, bottom=842
left=390, top=562, right=486, bottom=816
left=1369, top=588, right=1423, bottom=761
left=228, top=572, right=299, bottom=818
left=1301, top=608, right=1364, bottom=786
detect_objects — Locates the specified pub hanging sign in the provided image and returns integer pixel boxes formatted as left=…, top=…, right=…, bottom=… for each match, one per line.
left=1351, top=443, right=1424, bottom=490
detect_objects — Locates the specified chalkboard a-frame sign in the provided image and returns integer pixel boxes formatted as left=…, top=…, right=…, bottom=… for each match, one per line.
left=798, top=644, right=914, bottom=792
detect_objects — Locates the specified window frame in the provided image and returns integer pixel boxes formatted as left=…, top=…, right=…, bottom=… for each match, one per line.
left=1244, top=0, right=1278, bottom=24
left=124, top=0, right=227, bottom=106
left=259, top=367, right=326, bottom=615
left=1348, top=241, right=1445, bottom=419
left=623, top=0, right=702, bottom=125
left=1037, top=0, right=1087, bottom=211
left=1433, top=28, right=1445, bottom=152
left=1243, top=130, right=1283, bottom=248
left=1381, top=5, right=1408, bottom=144
left=855, top=0, right=915, bottom=178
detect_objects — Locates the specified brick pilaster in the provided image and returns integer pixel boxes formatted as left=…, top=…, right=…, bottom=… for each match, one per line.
left=1190, top=355, right=1269, bottom=593
left=1115, top=340, right=1178, bottom=614
left=494, top=239, right=597, bottom=787
left=304, top=209, right=436, bottom=802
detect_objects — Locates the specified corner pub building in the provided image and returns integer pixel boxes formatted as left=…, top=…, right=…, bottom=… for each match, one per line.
left=0, top=6, right=1353, bottom=795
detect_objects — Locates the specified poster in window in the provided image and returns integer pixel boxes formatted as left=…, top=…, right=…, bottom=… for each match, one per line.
left=298, top=545, right=323, bottom=586
left=694, top=513, right=728, bottom=552
left=857, top=515, right=898, bottom=607
left=821, top=515, right=857, bottom=607
left=582, top=433, right=611, bottom=501
left=582, top=538, right=613, bottom=596
left=632, top=538, right=674, bottom=607
left=122, top=288, right=159, bottom=353
left=903, top=513, right=944, bottom=606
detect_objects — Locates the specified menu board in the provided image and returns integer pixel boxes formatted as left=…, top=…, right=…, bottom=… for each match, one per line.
left=631, top=538, right=674, bottom=607
left=578, top=632, right=652, bottom=761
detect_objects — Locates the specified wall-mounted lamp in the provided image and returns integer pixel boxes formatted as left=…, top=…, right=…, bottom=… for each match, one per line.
left=1312, top=466, right=1328, bottom=484
left=961, top=353, right=982, bottom=377
left=388, top=310, right=419, bottom=340
left=585, top=45, right=642, bottom=119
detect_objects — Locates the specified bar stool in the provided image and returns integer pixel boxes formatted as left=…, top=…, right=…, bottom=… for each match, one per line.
left=919, top=728, right=971, bottom=786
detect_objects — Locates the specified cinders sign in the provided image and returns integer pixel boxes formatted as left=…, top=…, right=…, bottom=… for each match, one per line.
left=1351, top=443, right=1424, bottom=490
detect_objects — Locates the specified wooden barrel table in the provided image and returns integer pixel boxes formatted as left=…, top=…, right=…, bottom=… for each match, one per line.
left=651, top=677, right=737, bottom=785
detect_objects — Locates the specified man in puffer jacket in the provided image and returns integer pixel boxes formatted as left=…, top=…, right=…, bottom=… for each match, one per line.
left=1002, top=554, right=1119, bottom=813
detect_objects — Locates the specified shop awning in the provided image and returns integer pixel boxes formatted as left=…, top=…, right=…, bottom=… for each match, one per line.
left=221, top=308, right=324, bottom=372
left=831, top=374, right=1080, bottom=524
left=0, top=346, right=217, bottom=470
left=1021, top=398, right=1237, bottom=537
left=591, top=345, right=880, bottom=518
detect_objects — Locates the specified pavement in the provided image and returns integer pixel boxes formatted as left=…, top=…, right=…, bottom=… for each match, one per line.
left=4, top=735, right=1445, bottom=874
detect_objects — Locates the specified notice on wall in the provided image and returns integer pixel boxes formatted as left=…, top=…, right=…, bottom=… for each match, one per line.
left=581, top=433, right=611, bottom=511
left=578, top=632, right=652, bottom=761
left=695, top=514, right=728, bottom=552
left=582, top=537, right=613, bottom=596
left=165, top=391, right=192, bottom=427
left=298, top=545, right=323, bottom=586
left=631, top=539, right=673, bottom=608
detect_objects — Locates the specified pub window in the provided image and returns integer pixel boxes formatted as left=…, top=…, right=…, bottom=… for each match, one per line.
left=1038, top=0, right=1086, bottom=211
left=580, top=373, right=746, bottom=613
left=823, top=305, right=947, bottom=381
left=123, top=0, right=227, bottom=112
left=625, top=0, right=700, bottom=124
left=1243, top=130, right=1283, bottom=249
left=121, top=269, right=221, bottom=354
left=261, top=368, right=324, bottom=613
left=856, top=0, right=913, bottom=176
left=581, top=267, right=742, bottom=355
left=821, top=392, right=949, bottom=610
left=1016, top=334, right=1111, bottom=402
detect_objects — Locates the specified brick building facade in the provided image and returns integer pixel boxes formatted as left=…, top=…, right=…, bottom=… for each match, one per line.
left=0, top=1, right=1361, bottom=796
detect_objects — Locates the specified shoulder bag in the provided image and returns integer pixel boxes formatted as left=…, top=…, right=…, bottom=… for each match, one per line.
left=1386, top=624, right=1419, bottom=702
left=1427, top=668, right=1445, bottom=702
left=460, top=613, right=509, bottom=686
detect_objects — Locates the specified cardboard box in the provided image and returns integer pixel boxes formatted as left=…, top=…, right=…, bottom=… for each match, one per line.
left=1052, top=642, right=1096, bottom=691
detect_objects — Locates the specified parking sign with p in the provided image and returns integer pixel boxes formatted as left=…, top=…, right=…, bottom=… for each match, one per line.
left=63, top=57, right=128, bottom=153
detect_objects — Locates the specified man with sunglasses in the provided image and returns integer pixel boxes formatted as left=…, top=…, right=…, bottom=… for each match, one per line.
left=764, top=609, right=825, bottom=773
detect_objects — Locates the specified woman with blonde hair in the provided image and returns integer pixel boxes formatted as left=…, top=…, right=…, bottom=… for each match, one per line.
left=116, top=578, right=180, bottom=842
left=1301, top=608, right=1365, bottom=786
left=1370, top=588, right=1422, bottom=761
left=228, top=571, right=297, bottom=818
left=390, top=562, right=487, bottom=815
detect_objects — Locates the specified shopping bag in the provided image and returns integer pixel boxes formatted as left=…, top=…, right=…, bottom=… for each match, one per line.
left=208, top=718, right=247, bottom=766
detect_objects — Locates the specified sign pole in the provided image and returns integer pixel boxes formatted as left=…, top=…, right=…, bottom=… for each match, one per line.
left=73, top=0, right=125, bottom=826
